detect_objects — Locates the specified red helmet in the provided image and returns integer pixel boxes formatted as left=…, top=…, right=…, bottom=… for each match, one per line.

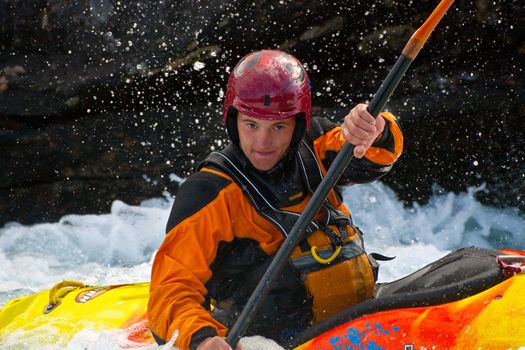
left=223, top=50, right=311, bottom=130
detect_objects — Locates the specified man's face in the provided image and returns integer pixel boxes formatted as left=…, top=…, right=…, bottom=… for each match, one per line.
left=237, top=112, right=296, bottom=171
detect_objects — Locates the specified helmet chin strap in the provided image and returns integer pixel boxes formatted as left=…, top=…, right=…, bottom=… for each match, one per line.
left=289, top=113, right=306, bottom=151
left=226, top=107, right=240, bottom=146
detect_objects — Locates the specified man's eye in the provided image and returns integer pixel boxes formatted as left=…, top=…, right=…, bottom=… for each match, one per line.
left=247, top=123, right=257, bottom=129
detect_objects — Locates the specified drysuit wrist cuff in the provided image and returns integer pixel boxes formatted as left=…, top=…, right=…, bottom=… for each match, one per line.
left=190, top=326, right=219, bottom=350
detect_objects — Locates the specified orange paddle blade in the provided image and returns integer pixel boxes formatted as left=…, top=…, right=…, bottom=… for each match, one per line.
left=403, top=0, right=455, bottom=59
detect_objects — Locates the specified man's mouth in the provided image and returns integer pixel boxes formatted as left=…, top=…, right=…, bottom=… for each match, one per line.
left=254, top=150, right=275, bottom=157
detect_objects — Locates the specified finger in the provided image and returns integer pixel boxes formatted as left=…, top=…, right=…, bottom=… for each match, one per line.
left=355, top=103, right=376, bottom=124
left=343, top=115, right=374, bottom=142
left=364, top=134, right=376, bottom=150
left=341, top=122, right=368, bottom=145
left=347, top=111, right=377, bottom=134
left=347, top=127, right=369, bottom=144
left=353, top=144, right=365, bottom=159
left=352, top=117, right=377, bottom=134
left=374, top=115, right=386, bottom=134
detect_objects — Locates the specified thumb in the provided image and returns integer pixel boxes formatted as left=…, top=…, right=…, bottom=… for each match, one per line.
left=353, top=144, right=366, bottom=159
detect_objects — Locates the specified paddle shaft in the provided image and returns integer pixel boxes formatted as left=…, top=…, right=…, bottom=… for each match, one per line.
left=226, top=1, right=454, bottom=346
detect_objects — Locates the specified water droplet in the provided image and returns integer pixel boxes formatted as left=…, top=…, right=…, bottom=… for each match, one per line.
left=193, top=61, right=205, bottom=71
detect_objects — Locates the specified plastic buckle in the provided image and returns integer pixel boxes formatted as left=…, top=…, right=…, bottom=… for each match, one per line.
left=496, top=255, right=525, bottom=277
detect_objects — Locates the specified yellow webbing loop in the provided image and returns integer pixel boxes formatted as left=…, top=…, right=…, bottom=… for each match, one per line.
left=311, top=245, right=342, bottom=264
left=48, top=280, right=86, bottom=305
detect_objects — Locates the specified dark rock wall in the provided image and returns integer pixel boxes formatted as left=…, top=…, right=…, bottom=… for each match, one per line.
left=1, top=0, right=523, bottom=225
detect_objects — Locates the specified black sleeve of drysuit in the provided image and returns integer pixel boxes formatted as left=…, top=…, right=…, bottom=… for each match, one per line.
left=190, top=327, right=219, bottom=350
left=165, top=171, right=232, bottom=233
left=307, top=117, right=338, bottom=140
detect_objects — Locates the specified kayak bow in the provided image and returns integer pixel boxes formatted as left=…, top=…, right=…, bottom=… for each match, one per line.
left=1, top=248, right=524, bottom=349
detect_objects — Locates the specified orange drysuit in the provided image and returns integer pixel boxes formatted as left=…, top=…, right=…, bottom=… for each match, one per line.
left=148, top=114, right=403, bottom=349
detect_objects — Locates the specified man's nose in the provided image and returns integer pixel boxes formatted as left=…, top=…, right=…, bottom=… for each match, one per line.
left=256, top=128, right=273, bottom=147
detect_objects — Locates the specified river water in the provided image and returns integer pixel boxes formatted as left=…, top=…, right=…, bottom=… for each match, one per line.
left=1, top=179, right=524, bottom=349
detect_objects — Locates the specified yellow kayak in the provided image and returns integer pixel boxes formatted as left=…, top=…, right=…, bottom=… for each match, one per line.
left=0, top=281, right=153, bottom=348
left=1, top=248, right=524, bottom=349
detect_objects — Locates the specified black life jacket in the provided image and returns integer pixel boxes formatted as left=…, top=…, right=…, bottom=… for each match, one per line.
left=199, top=141, right=357, bottom=254
left=199, top=141, right=378, bottom=338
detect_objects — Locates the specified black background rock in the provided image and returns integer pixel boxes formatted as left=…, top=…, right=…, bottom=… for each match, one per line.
left=1, top=0, right=523, bottom=225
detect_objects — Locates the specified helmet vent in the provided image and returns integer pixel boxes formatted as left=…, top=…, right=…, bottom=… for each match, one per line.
left=264, top=95, right=271, bottom=106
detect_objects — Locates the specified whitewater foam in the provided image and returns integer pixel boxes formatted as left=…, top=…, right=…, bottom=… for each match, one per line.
left=1, top=182, right=524, bottom=349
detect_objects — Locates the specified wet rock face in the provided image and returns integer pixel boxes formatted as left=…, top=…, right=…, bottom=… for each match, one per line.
left=1, top=0, right=524, bottom=225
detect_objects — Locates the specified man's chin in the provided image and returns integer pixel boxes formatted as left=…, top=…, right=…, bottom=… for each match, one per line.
left=251, top=160, right=277, bottom=172
left=253, top=164, right=272, bottom=172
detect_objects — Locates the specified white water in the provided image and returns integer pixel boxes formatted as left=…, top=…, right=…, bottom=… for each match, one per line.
left=1, top=180, right=524, bottom=349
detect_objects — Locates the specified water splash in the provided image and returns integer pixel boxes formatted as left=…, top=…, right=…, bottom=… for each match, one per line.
left=1, top=182, right=524, bottom=349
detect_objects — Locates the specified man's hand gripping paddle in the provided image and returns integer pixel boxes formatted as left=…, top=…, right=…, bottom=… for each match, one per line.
left=226, top=0, right=456, bottom=347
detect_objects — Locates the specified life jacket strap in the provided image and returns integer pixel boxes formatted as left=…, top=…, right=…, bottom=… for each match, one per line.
left=200, top=144, right=327, bottom=239
left=291, top=238, right=365, bottom=274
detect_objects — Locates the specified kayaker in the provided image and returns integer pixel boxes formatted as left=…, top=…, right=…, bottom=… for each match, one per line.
left=148, top=49, right=403, bottom=350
